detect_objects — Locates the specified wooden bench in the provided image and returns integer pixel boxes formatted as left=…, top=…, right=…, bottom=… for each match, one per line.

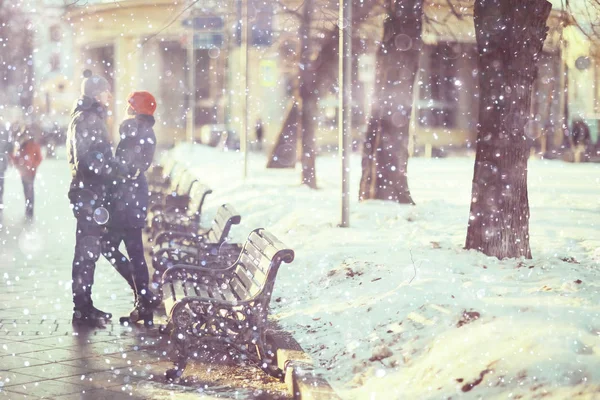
left=147, top=170, right=198, bottom=234
left=160, top=228, right=294, bottom=381
left=151, top=203, right=242, bottom=283
left=148, top=161, right=186, bottom=208
left=147, top=157, right=176, bottom=188
left=148, top=181, right=212, bottom=239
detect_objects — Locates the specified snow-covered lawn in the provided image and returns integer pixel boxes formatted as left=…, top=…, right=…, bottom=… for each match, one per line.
left=169, top=144, right=599, bottom=399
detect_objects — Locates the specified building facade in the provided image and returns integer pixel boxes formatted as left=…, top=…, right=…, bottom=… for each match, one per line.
left=55, top=0, right=599, bottom=154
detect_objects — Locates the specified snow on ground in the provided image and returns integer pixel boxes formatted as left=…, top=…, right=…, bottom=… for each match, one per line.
left=167, top=144, right=600, bottom=400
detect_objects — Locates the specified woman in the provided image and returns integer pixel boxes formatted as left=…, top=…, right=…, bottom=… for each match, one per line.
left=102, top=91, right=158, bottom=326
left=10, top=124, right=43, bottom=221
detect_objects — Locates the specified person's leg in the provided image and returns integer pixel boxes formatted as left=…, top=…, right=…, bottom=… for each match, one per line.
left=71, top=219, right=111, bottom=320
left=122, top=228, right=156, bottom=325
left=22, top=175, right=34, bottom=219
left=122, top=228, right=150, bottom=294
left=101, top=229, right=136, bottom=291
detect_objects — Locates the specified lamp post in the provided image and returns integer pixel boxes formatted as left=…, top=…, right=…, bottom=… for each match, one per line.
left=240, top=0, right=249, bottom=178
left=187, top=27, right=195, bottom=143
left=339, top=0, right=352, bottom=227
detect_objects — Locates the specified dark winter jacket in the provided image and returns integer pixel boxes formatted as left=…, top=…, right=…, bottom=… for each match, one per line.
left=67, top=96, right=114, bottom=221
left=108, top=114, right=156, bottom=229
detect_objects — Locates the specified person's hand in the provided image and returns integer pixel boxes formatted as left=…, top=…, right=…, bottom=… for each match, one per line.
left=110, top=158, right=129, bottom=178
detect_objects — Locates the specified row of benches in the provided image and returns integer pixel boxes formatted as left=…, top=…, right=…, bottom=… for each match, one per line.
left=145, top=161, right=295, bottom=381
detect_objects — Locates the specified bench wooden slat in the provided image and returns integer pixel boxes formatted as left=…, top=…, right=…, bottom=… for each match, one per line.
left=187, top=281, right=209, bottom=298
left=241, top=243, right=271, bottom=279
left=164, top=281, right=189, bottom=317
left=229, top=275, right=252, bottom=300
left=163, top=282, right=177, bottom=316
left=233, top=265, right=260, bottom=297
left=207, top=229, right=219, bottom=244
left=238, top=255, right=266, bottom=284
left=214, top=209, right=229, bottom=231
left=188, top=184, right=211, bottom=216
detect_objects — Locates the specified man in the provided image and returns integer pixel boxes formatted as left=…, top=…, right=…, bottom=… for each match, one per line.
left=67, top=70, right=114, bottom=325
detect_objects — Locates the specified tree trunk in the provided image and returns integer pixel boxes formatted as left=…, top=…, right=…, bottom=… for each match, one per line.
left=359, top=0, right=422, bottom=204
left=300, top=91, right=318, bottom=188
left=267, top=3, right=341, bottom=187
left=465, top=0, right=551, bottom=259
left=297, top=0, right=317, bottom=188
left=266, top=100, right=299, bottom=168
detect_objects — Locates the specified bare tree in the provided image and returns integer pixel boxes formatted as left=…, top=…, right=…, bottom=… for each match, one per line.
left=0, top=0, right=34, bottom=111
left=465, top=0, right=552, bottom=259
left=359, top=0, right=423, bottom=204
left=267, top=0, right=381, bottom=188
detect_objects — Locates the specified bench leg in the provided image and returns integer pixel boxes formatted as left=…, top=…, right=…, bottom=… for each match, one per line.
left=166, top=327, right=189, bottom=382
left=255, top=332, right=284, bottom=380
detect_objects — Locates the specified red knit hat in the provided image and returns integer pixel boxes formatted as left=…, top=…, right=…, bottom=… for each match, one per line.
left=127, top=91, right=156, bottom=116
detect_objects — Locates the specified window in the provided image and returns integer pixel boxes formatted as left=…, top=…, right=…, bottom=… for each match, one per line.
left=234, top=0, right=274, bottom=47
left=252, top=3, right=273, bottom=46
left=194, top=49, right=211, bottom=100
left=418, top=43, right=459, bottom=128
left=49, top=53, right=60, bottom=72
left=50, top=25, right=61, bottom=42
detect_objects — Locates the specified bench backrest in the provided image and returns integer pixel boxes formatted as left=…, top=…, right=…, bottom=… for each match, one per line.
left=164, top=163, right=186, bottom=192
left=229, top=229, right=294, bottom=305
left=186, top=182, right=212, bottom=221
left=206, top=204, right=241, bottom=244
left=174, top=171, right=198, bottom=197
left=160, top=170, right=197, bottom=209
left=148, top=157, right=176, bottom=185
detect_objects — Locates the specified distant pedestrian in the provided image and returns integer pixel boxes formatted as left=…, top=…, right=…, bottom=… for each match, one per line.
left=10, top=124, right=43, bottom=221
left=102, top=91, right=158, bottom=326
left=571, top=119, right=592, bottom=162
left=67, top=70, right=114, bottom=325
left=571, top=119, right=591, bottom=148
left=0, top=124, right=14, bottom=224
left=255, top=118, right=264, bottom=151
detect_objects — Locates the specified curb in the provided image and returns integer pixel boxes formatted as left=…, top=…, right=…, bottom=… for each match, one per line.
left=267, top=328, right=342, bottom=400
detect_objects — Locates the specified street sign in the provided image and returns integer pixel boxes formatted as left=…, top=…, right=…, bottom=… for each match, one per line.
left=182, top=16, right=224, bottom=30
left=259, top=60, right=276, bottom=87
left=194, top=33, right=223, bottom=49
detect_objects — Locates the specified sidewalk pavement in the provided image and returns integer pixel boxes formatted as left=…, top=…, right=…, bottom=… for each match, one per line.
left=0, top=159, right=289, bottom=400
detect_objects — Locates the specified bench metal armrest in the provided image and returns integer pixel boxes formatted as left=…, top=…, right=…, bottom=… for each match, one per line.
left=163, top=206, right=191, bottom=215
left=162, top=263, right=233, bottom=284
left=153, top=231, right=207, bottom=248
left=175, top=295, right=248, bottom=308
left=149, top=204, right=164, bottom=213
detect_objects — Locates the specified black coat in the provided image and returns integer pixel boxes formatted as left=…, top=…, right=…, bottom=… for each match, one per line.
left=109, top=114, right=156, bottom=229
left=67, top=96, right=114, bottom=222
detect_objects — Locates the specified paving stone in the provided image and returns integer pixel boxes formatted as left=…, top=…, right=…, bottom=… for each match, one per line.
left=0, top=343, right=51, bottom=357
left=5, top=380, right=87, bottom=398
left=0, top=388, right=43, bottom=399
left=19, top=336, right=83, bottom=349
left=0, top=355, right=49, bottom=371
left=0, top=371, right=45, bottom=387
left=51, top=356, right=116, bottom=371
left=57, top=370, right=143, bottom=391
left=11, top=363, right=100, bottom=381
left=19, top=348, right=82, bottom=363
left=57, top=387, right=146, bottom=400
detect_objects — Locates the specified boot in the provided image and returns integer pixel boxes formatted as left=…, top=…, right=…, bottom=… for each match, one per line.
left=73, top=304, right=112, bottom=325
left=120, top=289, right=158, bottom=326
